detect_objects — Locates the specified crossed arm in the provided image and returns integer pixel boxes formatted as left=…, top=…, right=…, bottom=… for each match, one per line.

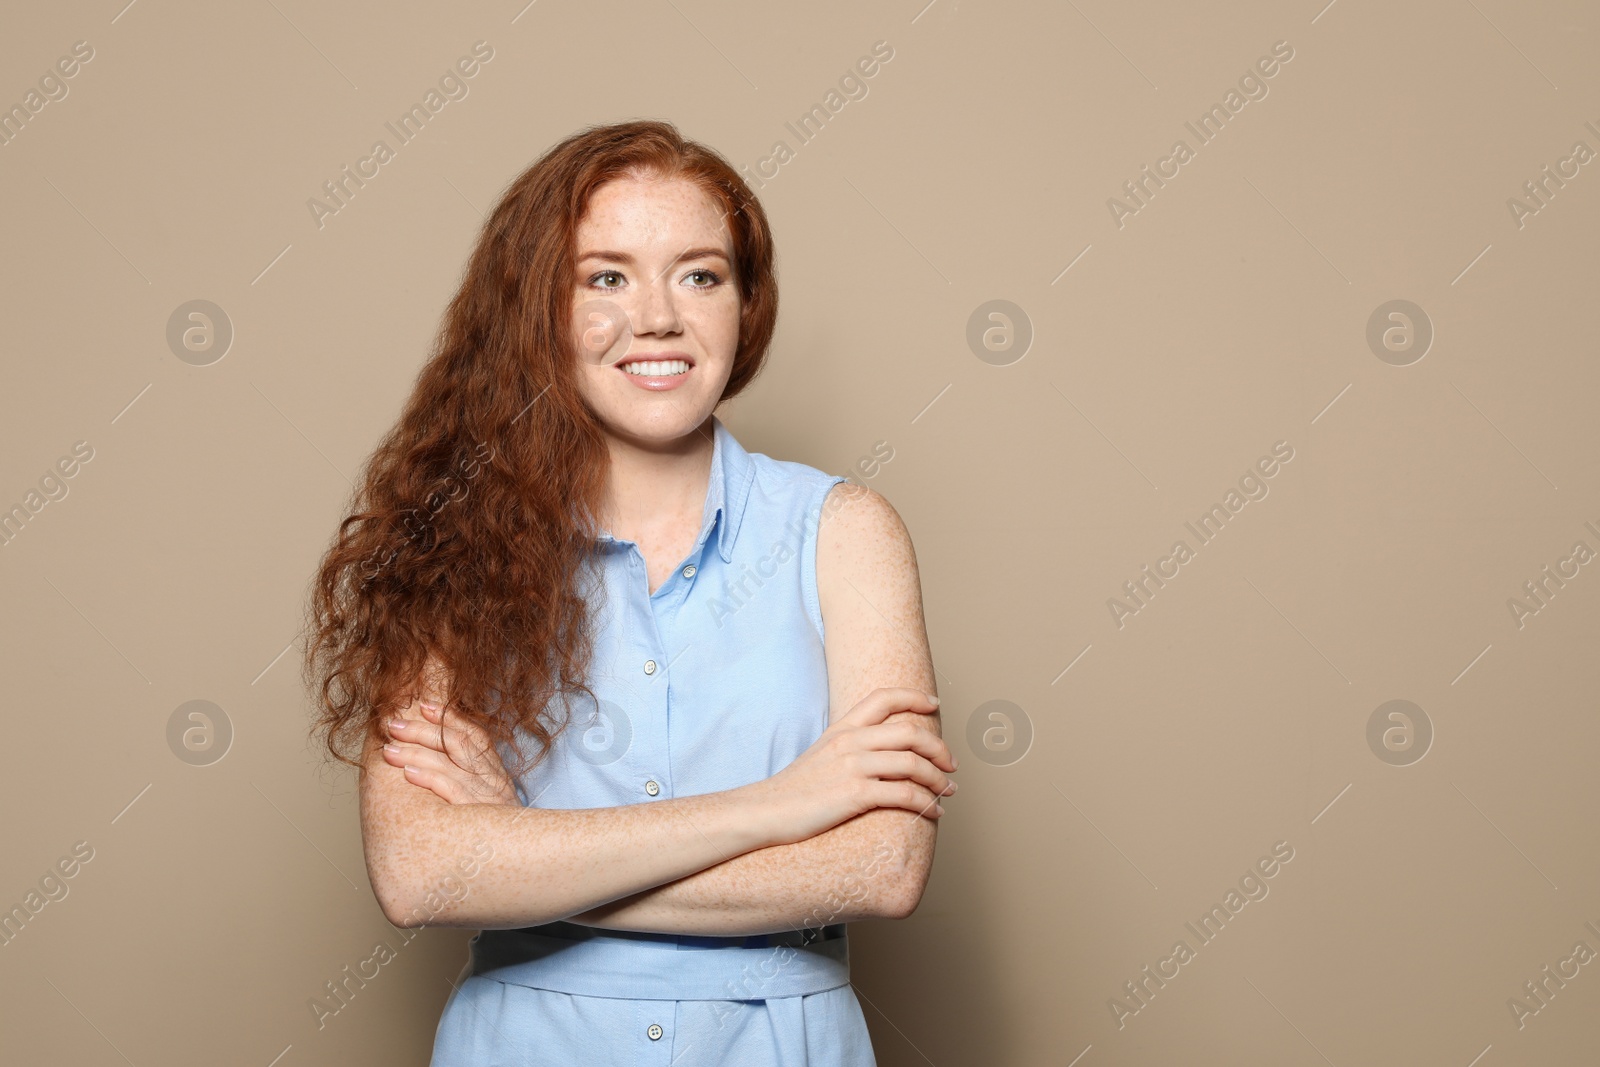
left=565, top=483, right=942, bottom=935
left=363, top=483, right=944, bottom=935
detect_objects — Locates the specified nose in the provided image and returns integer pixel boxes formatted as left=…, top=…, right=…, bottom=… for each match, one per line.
left=632, top=270, right=682, bottom=337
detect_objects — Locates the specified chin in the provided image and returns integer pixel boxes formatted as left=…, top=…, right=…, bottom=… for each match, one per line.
left=597, top=403, right=714, bottom=444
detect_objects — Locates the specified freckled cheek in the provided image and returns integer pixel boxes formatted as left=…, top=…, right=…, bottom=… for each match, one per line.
left=696, top=305, right=744, bottom=352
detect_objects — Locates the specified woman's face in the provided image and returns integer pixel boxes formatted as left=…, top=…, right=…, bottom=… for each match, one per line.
left=570, top=173, right=741, bottom=448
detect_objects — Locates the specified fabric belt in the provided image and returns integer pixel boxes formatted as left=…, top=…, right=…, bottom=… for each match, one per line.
left=532, top=919, right=846, bottom=949
left=467, top=921, right=852, bottom=1000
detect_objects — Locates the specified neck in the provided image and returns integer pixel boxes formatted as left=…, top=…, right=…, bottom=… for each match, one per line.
left=598, top=415, right=717, bottom=541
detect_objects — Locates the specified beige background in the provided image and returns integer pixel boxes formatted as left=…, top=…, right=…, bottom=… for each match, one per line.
left=2, top=0, right=1597, bottom=1063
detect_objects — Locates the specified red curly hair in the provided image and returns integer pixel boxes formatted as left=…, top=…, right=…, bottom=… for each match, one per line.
left=304, top=119, right=778, bottom=781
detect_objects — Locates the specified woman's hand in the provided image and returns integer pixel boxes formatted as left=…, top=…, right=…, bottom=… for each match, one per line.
left=747, top=687, right=957, bottom=847
left=382, top=657, right=519, bottom=806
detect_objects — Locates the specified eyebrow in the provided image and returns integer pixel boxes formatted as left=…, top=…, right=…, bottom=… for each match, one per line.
left=577, top=247, right=731, bottom=266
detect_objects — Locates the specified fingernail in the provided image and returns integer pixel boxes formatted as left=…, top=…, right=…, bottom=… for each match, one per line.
left=947, top=782, right=958, bottom=793
left=420, top=699, right=440, bottom=711
left=926, top=693, right=940, bottom=706
left=390, top=718, right=406, bottom=730
left=934, top=803, right=944, bottom=815
left=383, top=744, right=401, bottom=756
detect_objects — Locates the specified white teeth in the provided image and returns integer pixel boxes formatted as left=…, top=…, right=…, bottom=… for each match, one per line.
left=622, top=359, right=689, bottom=376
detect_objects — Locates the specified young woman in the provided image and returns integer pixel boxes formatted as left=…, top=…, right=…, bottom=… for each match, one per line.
left=305, top=120, right=956, bottom=1066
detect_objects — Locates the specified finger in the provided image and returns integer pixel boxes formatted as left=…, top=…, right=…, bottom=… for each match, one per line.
left=381, top=741, right=459, bottom=779
left=389, top=747, right=511, bottom=805
left=384, top=740, right=486, bottom=804
left=859, top=721, right=957, bottom=772
left=400, top=762, right=470, bottom=804
left=432, top=713, right=503, bottom=774
left=859, top=751, right=956, bottom=797
left=388, top=711, right=446, bottom=753
left=840, top=688, right=940, bottom=728
left=394, top=710, right=515, bottom=808
left=385, top=731, right=514, bottom=799
left=867, top=779, right=944, bottom=820
left=857, top=750, right=955, bottom=798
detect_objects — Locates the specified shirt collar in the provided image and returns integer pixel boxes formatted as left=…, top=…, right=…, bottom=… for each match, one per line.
left=594, top=414, right=755, bottom=565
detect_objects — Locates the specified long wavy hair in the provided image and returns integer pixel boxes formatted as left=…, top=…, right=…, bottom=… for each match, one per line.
left=304, top=119, right=778, bottom=783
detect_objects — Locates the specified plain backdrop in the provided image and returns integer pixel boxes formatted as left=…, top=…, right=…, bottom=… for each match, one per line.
left=2, top=1, right=1598, bottom=1064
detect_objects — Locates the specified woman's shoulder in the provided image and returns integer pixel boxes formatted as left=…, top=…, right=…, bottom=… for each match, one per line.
left=813, top=479, right=906, bottom=549
left=740, top=447, right=906, bottom=543
left=742, top=443, right=837, bottom=489
left=720, top=424, right=908, bottom=547
left=737, top=442, right=847, bottom=515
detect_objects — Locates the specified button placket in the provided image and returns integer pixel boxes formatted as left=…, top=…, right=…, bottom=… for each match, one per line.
left=637, top=551, right=677, bottom=826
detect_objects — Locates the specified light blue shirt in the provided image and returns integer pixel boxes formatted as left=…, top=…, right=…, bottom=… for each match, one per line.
left=429, top=415, right=875, bottom=1065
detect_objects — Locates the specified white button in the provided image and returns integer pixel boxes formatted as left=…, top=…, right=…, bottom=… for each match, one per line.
left=645, top=780, right=660, bottom=796
left=682, top=564, right=696, bottom=579
left=643, top=659, right=657, bottom=675
left=647, top=1023, right=663, bottom=1040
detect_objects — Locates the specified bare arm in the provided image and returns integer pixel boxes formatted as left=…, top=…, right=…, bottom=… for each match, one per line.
left=358, top=725, right=778, bottom=929
left=566, top=482, right=945, bottom=934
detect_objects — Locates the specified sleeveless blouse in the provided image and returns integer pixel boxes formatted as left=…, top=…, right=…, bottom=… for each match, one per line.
left=428, top=415, right=873, bottom=1065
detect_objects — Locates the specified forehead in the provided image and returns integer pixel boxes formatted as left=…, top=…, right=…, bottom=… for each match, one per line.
left=576, top=174, right=731, bottom=253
